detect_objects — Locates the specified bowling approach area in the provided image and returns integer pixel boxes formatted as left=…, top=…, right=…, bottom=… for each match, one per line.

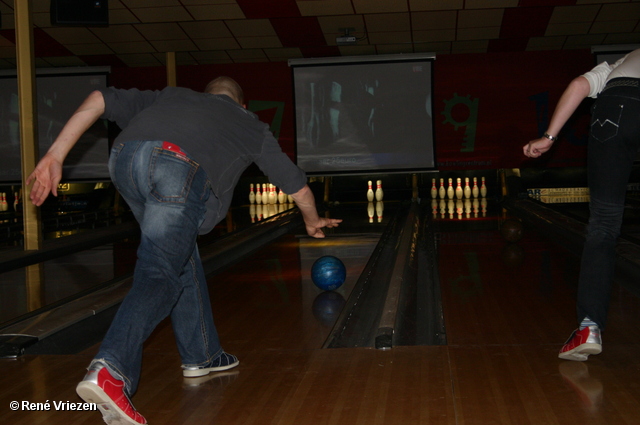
left=2, top=172, right=640, bottom=425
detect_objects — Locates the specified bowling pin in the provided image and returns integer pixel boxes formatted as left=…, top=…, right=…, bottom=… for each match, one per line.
left=255, top=184, right=262, bottom=204
left=287, top=194, right=294, bottom=203
left=367, top=180, right=374, bottom=202
left=438, top=178, right=446, bottom=199
left=464, top=177, right=471, bottom=199
left=249, top=204, right=256, bottom=223
left=455, top=178, right=463, bottom=200
left=264, top=184, right=270, bottom=204
left=249, top=184, right=255, bottom=204
left=480, top=177, right=487, bottom=197
left=277, top=187, right=285, bottom=204
left=375, top=180, right=383, bottom=201
left=472, top=177, right=479, bottom=198
left=447, top=178, right=454, bottom=199
left=376, top=201, right=384, bottom=223
left=430, top=178, right=437, bottom=199
left=268, top=184, right=276, bottom=204
left=367, top=202, right=374, bottom=223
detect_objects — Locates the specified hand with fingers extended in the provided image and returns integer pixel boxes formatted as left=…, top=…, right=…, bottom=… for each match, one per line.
left=24, top=90, right=106, bottom=207
left=305, top=217, right=343, bottom=238
left=26, top=153, right=63, bottom=206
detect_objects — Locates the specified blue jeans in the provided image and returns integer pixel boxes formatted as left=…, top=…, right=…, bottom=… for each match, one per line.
left=577, top=78, right=640, bottom=330
left=94, top=140, right=223, bottom=395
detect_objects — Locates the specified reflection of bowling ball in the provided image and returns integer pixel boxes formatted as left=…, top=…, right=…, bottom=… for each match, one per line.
left=502, top=243, right=524, bottom=267
left=312, top=291, right=346, bottom=326
left=311, top=255, right=346, bottom=291
left=501, top=219, right=524, bottom=242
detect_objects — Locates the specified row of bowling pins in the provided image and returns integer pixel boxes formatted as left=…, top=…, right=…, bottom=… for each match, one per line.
left=432, top=198, right=487, bottom=219
left=366, top=201, right=384, bottom=223
left=0, top=192, right=18, bottom=212
left=431, top=177, right=486, bottom=200
left=366, top=180, right=384, bottom=202
left=249, top=202, right=294, bottom=223
left=249, top=183, right=293, bottom=205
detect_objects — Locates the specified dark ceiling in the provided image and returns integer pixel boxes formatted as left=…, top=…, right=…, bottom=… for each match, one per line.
left=0, top=0, right=638, bottom=69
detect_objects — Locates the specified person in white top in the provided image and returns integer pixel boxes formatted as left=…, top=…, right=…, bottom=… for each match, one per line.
left=524, top=49, right=640, bottom=362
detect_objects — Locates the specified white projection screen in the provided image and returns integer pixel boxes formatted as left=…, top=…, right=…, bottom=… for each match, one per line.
left=290, top=53, right=436, bottom=176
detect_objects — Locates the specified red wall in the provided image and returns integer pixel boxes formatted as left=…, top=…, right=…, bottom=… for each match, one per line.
left=109, top=49, right=595, bottom=171
left=434, top=49, right=593, bottom=170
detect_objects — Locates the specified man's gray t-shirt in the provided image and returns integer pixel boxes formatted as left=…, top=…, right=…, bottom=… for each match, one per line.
left=100, top=86, right=306, bottom=233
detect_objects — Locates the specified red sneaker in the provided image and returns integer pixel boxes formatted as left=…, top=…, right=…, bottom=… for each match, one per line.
left=558, top=326, right=602, bottom=361
left=76, top=361, right=147, bottom=425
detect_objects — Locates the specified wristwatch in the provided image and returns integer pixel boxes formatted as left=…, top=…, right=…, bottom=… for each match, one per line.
left=543, top=132, right=558, bottom=142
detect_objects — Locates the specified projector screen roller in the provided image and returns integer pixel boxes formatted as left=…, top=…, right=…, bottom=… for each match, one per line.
left=290, top=54, right=436, bottom=175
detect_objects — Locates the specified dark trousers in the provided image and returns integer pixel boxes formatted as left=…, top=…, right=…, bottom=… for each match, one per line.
left=578, top=78, right=640, bottom=329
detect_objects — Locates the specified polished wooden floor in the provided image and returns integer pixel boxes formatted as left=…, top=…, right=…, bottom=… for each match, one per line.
left=2, top=204, right=640, bottom=425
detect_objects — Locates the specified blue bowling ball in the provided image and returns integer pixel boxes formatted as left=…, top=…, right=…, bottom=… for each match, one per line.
left=311, top=255, right=346, bottom=291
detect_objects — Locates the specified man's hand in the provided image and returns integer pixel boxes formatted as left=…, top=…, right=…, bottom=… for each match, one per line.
left=24, top=90, right=106, bottom=207
left=305, top=217, right=342, bottom=238
left=25, top=153, right=63, bottom=206
left=290, top=184, right=342, bottom=238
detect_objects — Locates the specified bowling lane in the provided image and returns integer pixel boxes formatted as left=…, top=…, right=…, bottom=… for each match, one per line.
left=436, top=215, right=578, bottom=346
left=109, top=198, right=640, bottom=424
left=0, top=203, right=289, bottom=329
left=0, top=240, right=138, bottom=325
left=208, top=233, right=380, bottom=350
left=542, top=200, right=640, bottom=244
left=437, top=205, right=640, bottom=346
left=143, top=202, right=394, bottom=354
left=434, top=204, right=640, bottom=424
left=151, top=196, right=640, bottom=352
left=4, top=199, right=640, bottom=425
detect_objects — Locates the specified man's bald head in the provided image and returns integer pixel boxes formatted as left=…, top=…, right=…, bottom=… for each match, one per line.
left=204, top=76, right=244, bottom=106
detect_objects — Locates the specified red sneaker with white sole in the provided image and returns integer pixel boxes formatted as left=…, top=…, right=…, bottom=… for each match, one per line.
left=76, top=361, right=147, bottom=425
left=558, top=325, right=602, bottom=361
